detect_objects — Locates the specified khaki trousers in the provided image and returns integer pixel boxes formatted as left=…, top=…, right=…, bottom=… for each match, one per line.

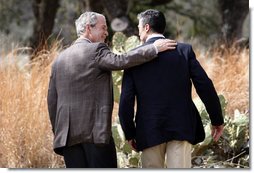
left=141, top=140, right=192, bottom=168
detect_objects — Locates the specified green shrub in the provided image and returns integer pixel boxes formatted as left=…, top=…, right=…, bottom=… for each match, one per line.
left=192, top=95, right=249, bottom=168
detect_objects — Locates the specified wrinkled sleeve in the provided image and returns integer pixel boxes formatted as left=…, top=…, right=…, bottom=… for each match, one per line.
left=94, top=43, right=157, bottom=71
left=188, top=45, right=224, bottom=126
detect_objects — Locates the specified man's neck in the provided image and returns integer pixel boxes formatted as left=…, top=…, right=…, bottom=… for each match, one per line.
left=79, top=35, right=92, bottom=43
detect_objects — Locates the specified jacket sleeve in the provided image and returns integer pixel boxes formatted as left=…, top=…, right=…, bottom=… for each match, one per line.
left=118, top=70, right=136, bottom=140
left=47, top=62, right=58, bottom=132
left=94, top=43, right=157, bottom=70
left=188, top=45, right=224, bottom=126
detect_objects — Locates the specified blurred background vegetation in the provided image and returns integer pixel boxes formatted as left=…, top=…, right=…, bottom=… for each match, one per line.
left=0, top=0, right=249, bottom=52
left=0, top=0, right=249, bottom=168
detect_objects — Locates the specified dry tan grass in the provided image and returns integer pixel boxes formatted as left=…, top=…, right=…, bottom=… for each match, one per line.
left=0, top=42, right=249, bottom=167
left=0, top=43, right=64, bottom=168
left=194, top=46, right=249, bottom=115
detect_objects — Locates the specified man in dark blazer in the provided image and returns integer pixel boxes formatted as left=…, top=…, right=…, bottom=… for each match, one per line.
left=47, top=11, right=176, bottom=168
left=118, top=9, right=224, bottom=168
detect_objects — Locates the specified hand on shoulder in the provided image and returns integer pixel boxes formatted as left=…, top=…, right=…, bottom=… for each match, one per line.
left=153, top=39, right=177, bottom=52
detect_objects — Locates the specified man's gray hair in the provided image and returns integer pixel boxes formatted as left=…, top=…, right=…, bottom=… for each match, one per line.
left=75, top=12, right=103, bottom=37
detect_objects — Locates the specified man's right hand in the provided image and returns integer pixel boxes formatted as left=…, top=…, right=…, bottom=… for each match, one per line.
left=128, top=139, right=137, bottom=152
left=211, top=125, right=224, bottom=142
left=153, top=39, right=177, bottom=52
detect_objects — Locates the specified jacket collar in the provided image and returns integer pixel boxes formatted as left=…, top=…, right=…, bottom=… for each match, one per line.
left=74, top=37, right=92, bottom=44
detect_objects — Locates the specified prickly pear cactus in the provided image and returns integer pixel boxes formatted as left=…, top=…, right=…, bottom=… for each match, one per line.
left=112, top=32, right=127, bottom=54
left=111, top=32, right=141, bottom=103
left=124, top=35, right=141, bottom=51
left=112, top=32, right=141, bottom=54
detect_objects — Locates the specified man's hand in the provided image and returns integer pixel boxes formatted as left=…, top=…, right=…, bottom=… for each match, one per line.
left=128, top=139, right=137, bottom=152
left=153, top=39, right=177, bottom=52
left=211, top=125, right=224, bottom=142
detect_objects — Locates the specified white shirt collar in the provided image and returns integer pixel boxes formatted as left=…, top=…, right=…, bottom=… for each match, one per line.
left=146, top=34, right=165, bottom=42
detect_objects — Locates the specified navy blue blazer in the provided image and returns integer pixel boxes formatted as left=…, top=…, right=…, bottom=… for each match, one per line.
left=118, top=37, right=224, bottom=151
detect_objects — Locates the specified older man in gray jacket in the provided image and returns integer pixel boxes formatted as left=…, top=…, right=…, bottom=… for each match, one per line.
left=47, top=11, right=176, bottom=168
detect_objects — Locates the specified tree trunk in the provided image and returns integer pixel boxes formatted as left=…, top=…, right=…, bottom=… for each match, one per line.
left=83, top=0, right=104, bottom=13
left=30, top=0, right=60, bottom=51
left=140, top=0, right=173, bottom=6
left=218, top=0, right=249, bottom=44
left=103, top=0, right=136, bottom=36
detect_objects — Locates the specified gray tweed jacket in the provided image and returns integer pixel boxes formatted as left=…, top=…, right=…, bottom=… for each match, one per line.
left=47, top=38, right=157, bottom=155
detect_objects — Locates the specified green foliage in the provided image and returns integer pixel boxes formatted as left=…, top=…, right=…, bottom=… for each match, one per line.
left=112, top=32, right=140, bottom=168
left=112, top=71, right=123, bottom=103
left=192, top=95, right=249, bottom=168
left=112, top=120, right=141, bottom=168
left=112, top=32, right=141, bottom=54
left=112, top=32, right=127, bottom=54
left=0, top=0, right=34, bottom=43
left=112, top=32, right=141, bottom=103
left=124, top=36, right=141, bottom=52
left=1, top=0, right=249, bottom=49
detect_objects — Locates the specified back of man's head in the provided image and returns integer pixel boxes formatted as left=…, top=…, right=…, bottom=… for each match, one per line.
left=138, top=9, right=166, bottom=34
left=75, top=12, right=104, bottom=37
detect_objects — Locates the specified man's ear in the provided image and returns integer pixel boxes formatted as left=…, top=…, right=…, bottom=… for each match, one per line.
left=86, top=24, right=91, bottom=32
left=144, top=24, right=150, bottom=33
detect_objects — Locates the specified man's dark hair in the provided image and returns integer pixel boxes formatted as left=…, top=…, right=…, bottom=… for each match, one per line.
left=138, top=9, right=166, bottom=34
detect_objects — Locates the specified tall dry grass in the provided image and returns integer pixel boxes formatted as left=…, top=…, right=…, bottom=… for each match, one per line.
left=194, top=46, right=249, bottom=115
left=0, top=43, right=64, bottom=168
left=0, top=41, right=249, bottom=168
